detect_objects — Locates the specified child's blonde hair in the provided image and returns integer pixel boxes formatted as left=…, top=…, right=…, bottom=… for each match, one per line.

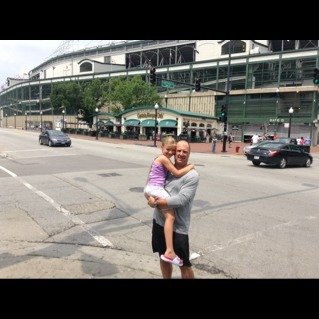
left=161, top=135, right=176, bottom=146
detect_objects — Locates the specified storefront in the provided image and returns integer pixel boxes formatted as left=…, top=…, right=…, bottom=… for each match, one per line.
left=118, top=106, right=219, bottom=140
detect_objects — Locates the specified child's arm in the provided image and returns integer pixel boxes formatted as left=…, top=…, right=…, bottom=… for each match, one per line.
left=158, top=155, right=194, bottom=177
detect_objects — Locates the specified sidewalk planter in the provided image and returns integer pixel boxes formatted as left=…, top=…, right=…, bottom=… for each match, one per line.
left=109, top=133, right=117, bottom=138
left=139, top=134, right=147, bottom=141
left=100, top=131, right=108, bottom=137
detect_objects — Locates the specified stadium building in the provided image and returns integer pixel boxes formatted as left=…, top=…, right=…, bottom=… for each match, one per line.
left=0, top=40, right=318, bottom=144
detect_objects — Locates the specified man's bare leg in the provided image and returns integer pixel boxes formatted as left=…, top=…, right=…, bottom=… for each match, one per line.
left=180, top=265, right=194, bottom=279
left=160, top=259, right=173, bottom=278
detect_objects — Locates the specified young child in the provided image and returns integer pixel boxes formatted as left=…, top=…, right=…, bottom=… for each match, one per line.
left=144, top=136, right=194, bottom=267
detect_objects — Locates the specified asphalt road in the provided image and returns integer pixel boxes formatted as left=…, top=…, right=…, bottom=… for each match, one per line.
left=1, top=128, right=319, bottom=278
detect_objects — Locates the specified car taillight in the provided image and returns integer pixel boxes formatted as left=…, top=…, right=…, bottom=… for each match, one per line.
left=268, top=150, right=279, bottom=157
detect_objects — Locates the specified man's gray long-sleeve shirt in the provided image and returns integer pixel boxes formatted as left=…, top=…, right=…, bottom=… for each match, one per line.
left=153, top=170, right=199, bottom=235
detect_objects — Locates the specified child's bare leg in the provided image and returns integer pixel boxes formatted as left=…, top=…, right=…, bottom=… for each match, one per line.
left=162, top=209, right=177, bottom=259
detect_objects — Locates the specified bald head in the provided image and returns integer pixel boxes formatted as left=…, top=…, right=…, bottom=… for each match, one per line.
left=175, top=140, right=191, bottom=168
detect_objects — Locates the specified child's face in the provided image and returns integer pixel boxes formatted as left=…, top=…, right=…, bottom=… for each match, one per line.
left=162, top=144, right=176, bottom=158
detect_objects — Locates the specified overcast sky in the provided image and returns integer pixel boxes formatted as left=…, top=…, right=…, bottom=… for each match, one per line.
left=0, top=40, right=62, bottom=87
left=0, top=40, right=123, bottom=89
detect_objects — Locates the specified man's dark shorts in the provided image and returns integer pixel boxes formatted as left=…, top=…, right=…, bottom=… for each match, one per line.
left=152, top=219, right=192, bottom=267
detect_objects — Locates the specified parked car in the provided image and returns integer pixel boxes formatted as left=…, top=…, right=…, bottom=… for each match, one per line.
left=246, top=141, right=312, bottom=168
left=39, top=130, right=71, bottom=147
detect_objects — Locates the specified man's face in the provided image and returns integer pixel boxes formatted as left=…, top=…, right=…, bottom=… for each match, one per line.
left=174, top=141, right=190, bottom=168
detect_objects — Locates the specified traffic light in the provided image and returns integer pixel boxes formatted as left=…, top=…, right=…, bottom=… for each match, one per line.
left=150, top=67, right=156, bottom=85
left=195, top=78, right=201, bottom=92
left=313, top=68, right=319, bottom=85
left=220, top=104, right=228, bottom=122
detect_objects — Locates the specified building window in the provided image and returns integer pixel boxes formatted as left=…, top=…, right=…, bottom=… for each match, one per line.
left=221, top=40, right=246, bottom=55
left=80, top=62, right=93, bottom=72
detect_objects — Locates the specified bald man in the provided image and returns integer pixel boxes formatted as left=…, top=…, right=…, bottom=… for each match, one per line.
left=148, top=140, right=199, bottom=279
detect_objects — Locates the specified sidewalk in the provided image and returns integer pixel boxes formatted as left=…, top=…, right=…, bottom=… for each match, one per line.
left=69, top=134, right=319, bottom=155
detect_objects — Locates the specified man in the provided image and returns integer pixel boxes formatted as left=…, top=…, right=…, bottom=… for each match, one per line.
left=148, top=140, right=199, bottom=279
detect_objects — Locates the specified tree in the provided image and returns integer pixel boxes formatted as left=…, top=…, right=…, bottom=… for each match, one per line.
left=104, top=75, right=160, bottom=113
left=51, top=82, right=84, bottom=116
left=51, top=75, right=161, bottom=125
left=82, top=79, right=109, bottom=125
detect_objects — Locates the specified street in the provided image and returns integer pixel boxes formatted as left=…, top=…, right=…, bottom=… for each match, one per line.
left=1, top=128, right=319, bottom=278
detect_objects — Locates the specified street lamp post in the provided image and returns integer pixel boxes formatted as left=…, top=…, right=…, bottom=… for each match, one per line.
left=25, top=112, right=28, bottom=130
left=222, top=40, right=233, bottom=152
left=154, top=103, right=159, bottom=147
left=288, top=107, right=294, bottom=138
left=95, top=107, right=99, bottom=140
left=62, top=109, right=65, bottom=130
left=165, top=94, right=168, bottom=108
left=14, top=113, right=16, bottom=129
left=40, top=111, right=43, bottom=131
left=77, top=109, right=84, bottom=131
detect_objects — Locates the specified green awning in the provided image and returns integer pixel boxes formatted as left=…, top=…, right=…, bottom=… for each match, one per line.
left=140, top=119, right=158, bottom=127
left=103, top=120, right=114, bottom=126
left=123, top=119, right=140, bottom=126
left=95, top=120, right=114, bottom=127
left=95, top=120, right=105, bottom=127
left=159, top=119, right=177, bottom=128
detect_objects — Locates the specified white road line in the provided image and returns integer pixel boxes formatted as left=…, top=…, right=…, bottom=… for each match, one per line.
left=206, top=215, right=317, bottom=253
left=0, top=164, right=113, bottom=248
left=0, top=150, right=77, bottom=159
left=2, top=149, right=48, bottom=153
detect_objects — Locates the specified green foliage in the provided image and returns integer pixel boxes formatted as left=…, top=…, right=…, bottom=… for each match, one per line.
left=50, top=82, right=84, bottom=115
left=82, top=79, right=109, bottom=124
left=50, top=75, right=161, bottom=124
left=105, top=75, right=160, bottom=110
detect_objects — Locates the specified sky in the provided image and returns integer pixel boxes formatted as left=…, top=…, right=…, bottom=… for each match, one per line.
left=0, top=40, right=62, bottom=87
left=0, top=40, right=123, bottom=89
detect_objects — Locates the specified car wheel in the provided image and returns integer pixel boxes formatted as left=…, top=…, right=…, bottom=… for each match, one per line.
left=279, top=158, right=287, bottom=169
left=39, top=139, right=43, bottom=145
left=252, top=161, right=260, bottom=166
left=48, top=140, right=52, bottom=147
left=304, top=158, right=311, bottom=167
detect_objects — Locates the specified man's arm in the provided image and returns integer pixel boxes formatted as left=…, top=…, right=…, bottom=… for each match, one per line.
left=147, top=171, right=199, bottom=210
left=159, top=155, right=194, bottom=177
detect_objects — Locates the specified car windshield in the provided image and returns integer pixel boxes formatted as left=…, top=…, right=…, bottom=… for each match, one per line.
left=49, top=131, right=66, bottom=137
left=254, top=142, right=284, bottom=149
left=276, top=138, right=295, bottom=144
